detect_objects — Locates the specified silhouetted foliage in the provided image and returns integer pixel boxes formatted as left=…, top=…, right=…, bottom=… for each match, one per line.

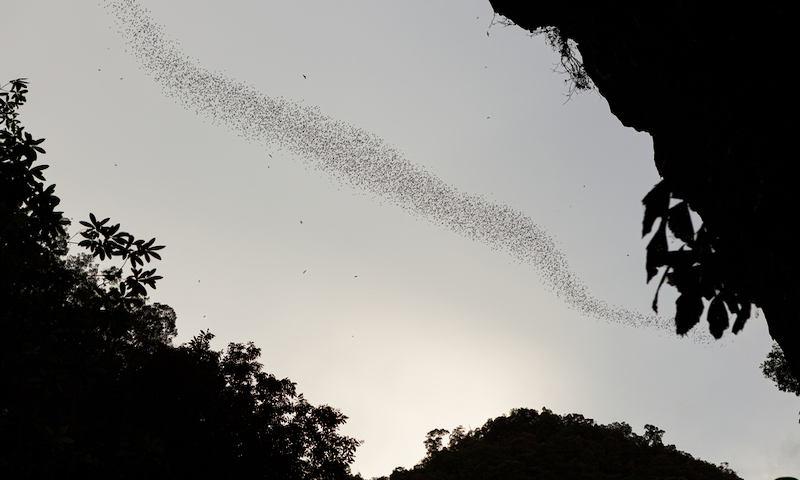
left=381, top=408, right=740, bottom=480
left=640, top=181, right=753, bottom=341
left=762, top=343, right=800, bottom=423
left=1, top=79, right=360, bottom=479
left=422, top=428, right=450, bottom=463
left=763, top=344, right=800, bottom=396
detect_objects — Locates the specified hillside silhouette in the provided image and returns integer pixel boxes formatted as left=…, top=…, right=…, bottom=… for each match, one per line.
left=381, top=408, right=741, bottom=480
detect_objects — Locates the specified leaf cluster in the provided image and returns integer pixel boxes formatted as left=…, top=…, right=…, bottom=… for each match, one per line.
left=1, top=79, right=68, bottom=250
left=762, top=343, right=800, bottom=396
left=761, top=343, right=800, bottom=424
left=77, top=212, right=164, bottom=301
left=642, top=180, right=751, bottom=339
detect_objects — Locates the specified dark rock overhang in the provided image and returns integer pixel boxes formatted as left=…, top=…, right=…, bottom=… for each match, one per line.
left=489, top=1, right=800, bottom=375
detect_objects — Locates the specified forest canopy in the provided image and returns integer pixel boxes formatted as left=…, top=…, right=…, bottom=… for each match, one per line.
left=0, top=78, right=360, bottom=479
left=380, top=408, right=741, bottom=480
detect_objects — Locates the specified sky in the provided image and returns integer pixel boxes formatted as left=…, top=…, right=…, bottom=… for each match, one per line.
left=6, top=1, right=800, bottom=478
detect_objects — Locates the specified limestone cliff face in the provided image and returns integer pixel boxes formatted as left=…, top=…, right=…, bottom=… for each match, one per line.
left=489, top=1, right=800, bottom=374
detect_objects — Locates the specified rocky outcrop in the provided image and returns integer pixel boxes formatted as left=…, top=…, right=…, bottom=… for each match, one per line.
left=489, top=1, right=800, bottom=375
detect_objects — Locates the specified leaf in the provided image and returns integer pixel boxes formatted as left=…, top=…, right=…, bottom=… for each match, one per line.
left=667, top=248, right=697, bottom=268
left=645, top=222, right=668, bottom=282
left=693, top=225, right=712, bottom=255
left=30, top=164, right=48, bottom=180
left=132, top=280, right=147, bottom=296
left=642, top=180, right=670, bottom=237
left=666, top=259, right=701, bottom=292
left=653, top=250, right=693, bottom=315
left=112, top=232, right=131, bottom=243
left=651, top=267, right=670, bottom=313
left=675, top=293, right=703, bottom=336
left=707, top=295, right=729, bottom=339
left=723, top=294, right=741, bottom=315
left=667, top=201, right=695, bottom=245
left=732, top=302, right=752, bottom=334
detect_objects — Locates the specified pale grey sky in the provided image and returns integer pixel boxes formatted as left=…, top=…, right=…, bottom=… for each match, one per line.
left=6, top=1, right=799, bottom=478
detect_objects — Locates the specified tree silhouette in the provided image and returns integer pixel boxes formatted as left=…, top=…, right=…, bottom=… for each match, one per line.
left=763, top=344, right=800, bottom=396
left=1, top=79, right=360, bottom=479
left=423, top=428, right=450, bottom=459
left=488, top=1, right=800, bottom=379
left=762, top=343, right=800, bottom=423
left=381, top=408, right=741, bottom=480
